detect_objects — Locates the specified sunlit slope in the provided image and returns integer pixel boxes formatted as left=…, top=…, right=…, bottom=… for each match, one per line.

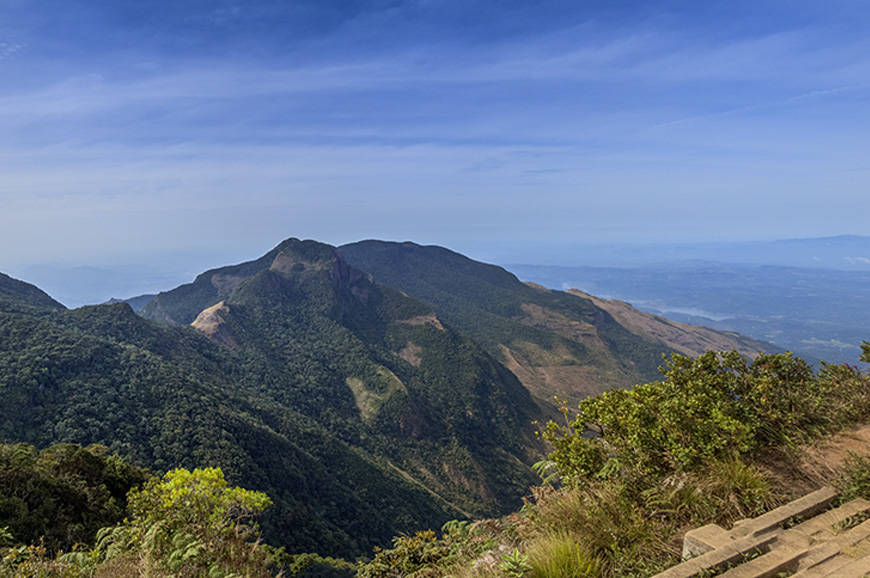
left=339, top=240, right=774, bottom=408
left=567, top=289, right=772, bottom=358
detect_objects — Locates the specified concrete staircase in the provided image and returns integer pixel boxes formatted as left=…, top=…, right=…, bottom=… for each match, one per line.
left=653, top=486, right=870, bottom=578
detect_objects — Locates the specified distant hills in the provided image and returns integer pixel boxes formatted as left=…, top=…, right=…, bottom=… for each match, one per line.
left=510, top=261, right=870, bottom=365
left=0, top=238, right=776, bottom=558
left=526, top=235, right=870, bottom=270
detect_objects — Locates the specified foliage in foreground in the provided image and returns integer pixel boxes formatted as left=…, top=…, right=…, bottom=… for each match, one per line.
left=0, top=443, right=150, bottom=553
left=97, top=467, right=273, bottom=578
left=4, top=347, right=870, bottom=578
left=543, top=350, right=869, bottom=486
left=1, top=467, right=274, bottom=578
left=355, top=348, right=870, bottom=578
left=356, top=520, right=501, bottom=578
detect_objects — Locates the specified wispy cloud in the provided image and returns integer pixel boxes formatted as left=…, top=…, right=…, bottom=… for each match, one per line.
left=2, top=0, right=870, bottom=266
left=0, top=37, right=24, bottom=60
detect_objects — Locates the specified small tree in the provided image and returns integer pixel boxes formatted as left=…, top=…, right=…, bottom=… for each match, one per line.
left=97, top=467, right=272, bottom=578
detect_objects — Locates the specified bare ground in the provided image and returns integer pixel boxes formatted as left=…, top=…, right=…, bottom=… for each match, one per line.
left=757, top=423, right=870, bottom=498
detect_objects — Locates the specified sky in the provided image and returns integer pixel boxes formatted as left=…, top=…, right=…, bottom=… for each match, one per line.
left=2, top=0, right=870, bottom=278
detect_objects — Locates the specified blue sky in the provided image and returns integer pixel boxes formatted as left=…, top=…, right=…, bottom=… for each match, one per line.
left=1, top=0, right=869, bottom=273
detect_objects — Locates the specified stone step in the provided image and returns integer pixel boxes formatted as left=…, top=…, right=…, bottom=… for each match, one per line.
left=790, top=498, right=870, bottom=539
left=716, top=533, right=809, bottom=578
left=730, top=486, right=838, bottom=539
left=682, top=523, right=732, bottom=560
left=653, top=530, right=781, bottom=578
left=681, top=487, right=839, bottom=562
left=790, top=519, right=870, bottom=577
left=654, top=487, right=870, bottom=578
left=819, top=552, right=870, bottom=577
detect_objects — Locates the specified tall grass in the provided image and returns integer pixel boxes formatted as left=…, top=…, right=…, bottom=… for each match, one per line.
left=522, top=482, right=678, bottom=577
left=644, top=459, right=780, bottom=527
left=524, top=531, right=601, bottom=578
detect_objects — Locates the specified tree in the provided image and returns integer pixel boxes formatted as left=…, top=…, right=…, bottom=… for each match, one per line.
left=97, top=467, right=272, bottom=578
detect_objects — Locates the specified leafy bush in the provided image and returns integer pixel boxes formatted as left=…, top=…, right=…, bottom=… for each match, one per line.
left=543, top=351, right=869, bottom=486
left=836, top=452, right=870, bottom=503
left=276, top=551, right=356, bottom=578
left=355, top=520, right=500, bottom=578
left=96, top=467, right=272, bottom=578
left=0, top=543, right=96, bottom=578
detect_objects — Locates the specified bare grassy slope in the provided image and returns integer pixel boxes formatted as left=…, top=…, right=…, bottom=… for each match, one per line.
left=566, top=288, right=773, bottom=359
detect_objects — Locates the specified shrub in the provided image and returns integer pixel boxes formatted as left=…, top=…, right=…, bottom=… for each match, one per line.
left=836, top=452, right=870, bottom=503
left=0, top=543, right=96, bottom=578
left=96, top=467, right=272, bottom=578
left=543, top=351, right=869, bottom=488
left=355, top=520, right=500, bottom=578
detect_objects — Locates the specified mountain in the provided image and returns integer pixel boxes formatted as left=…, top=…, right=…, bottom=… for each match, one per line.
left=0, top=237, right=777, bottom=558
left=338, top=240, right=775, bottom=408
left=0, top=239, right=539, bottom=558
left=508, top=262, right=866, bottom=365
left=0, top=272, right=65, bottom=314
left=104, top=294, right=156, bottom=311
left=565, top=289, right=774, bottom=359
left=0, top=299, right=445, bottom=557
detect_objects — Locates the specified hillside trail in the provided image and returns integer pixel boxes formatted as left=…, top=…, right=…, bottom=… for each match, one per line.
left=758, top=422, right=870, bottom=497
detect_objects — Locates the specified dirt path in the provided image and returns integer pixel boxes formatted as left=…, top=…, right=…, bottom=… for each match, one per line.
left=759, top=423, right=870, bottom=497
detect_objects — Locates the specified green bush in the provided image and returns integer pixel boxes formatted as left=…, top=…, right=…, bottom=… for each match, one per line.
left=355, top=520, right=500, bottom=578
left=96, top=467, right=272, bottom=578
left=543, top=351, right=869, bottom=487
left=0, top=543, right=96, bottom=578
left=836, top=452, right=870, bottom=503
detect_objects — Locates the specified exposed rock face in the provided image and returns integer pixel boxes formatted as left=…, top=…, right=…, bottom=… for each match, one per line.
left=331, top=253, right=372, bottom=306
left=398, top=341, right=423, bottom=366
left=396, top=314, right=445, bottom=331
left=191, top=301, right=238, bottom=350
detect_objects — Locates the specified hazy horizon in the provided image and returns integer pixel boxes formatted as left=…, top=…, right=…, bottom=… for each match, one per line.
left=7, top=233, right=870, bottom=309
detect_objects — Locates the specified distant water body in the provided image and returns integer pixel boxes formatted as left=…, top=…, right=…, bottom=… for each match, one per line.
left=629, top=302, right=732, bottom=322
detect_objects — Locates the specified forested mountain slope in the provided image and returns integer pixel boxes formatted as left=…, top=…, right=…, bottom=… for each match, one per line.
left=0, top=239, right=540, bottom=558
left=0, top=297, right=450, bottom=557
left=0, top=271, right=65, bottom=314
left=338, top=240, right=774, bottom=408
left=0, top=237, right=777, bottom=559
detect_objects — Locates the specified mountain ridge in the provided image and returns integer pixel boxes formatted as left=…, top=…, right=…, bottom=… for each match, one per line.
left=338, top=239, right=776, bottom=409
left=0, top=236, right=779, bottom=559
